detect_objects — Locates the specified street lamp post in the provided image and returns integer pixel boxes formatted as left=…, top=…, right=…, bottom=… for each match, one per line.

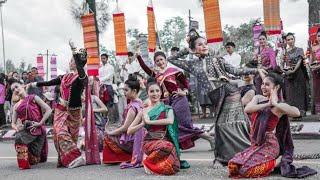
left=38, top=50, right=56, bottom=81
left=0, top=0, right=7, bottom=74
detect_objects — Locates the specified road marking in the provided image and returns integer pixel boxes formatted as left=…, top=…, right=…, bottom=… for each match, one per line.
left=0, top=157, right=319, bottom=164
left=183, top=159, right=320, bottom=165
left=0, top=157, right=320, bottom=164
left=0, top=157, right=57, bottom=159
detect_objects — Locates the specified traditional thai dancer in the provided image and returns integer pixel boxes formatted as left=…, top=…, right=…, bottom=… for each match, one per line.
left=308, top=28, right=320, bottom=114
left=229, top=61, right=258, bottom=107
left=11, top=80, right=51, bottom=170
left=29, top=41, right=100, bottom=168
left=128, top=77, right=189, bottom=175
left=283, top=33, right=308, bottom=117
left=229, top=72, right=317, bottom=178
left=103, top=74, right=145, bottom=169
left=254, top=31, right=276, bottom=94
left=167, top=29, right=267, bottom=168
left=135, top=45, right=214, bottom=150
left=81, top=92, right=108, bottom=152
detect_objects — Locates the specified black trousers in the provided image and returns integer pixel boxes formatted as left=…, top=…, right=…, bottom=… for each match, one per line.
left=0, top=104, right=6, bottom=126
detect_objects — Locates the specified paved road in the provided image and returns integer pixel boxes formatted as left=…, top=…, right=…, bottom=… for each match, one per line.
left=0, top=139, right=319, bottom=180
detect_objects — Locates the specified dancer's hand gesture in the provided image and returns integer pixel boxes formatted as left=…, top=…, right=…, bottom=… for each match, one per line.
left=27, top=122, right=41, bottom=132
left=269, top=87, right=279, bottom=106
left=172, top=88, right=187, bottom=97
left=134, top=41, right=142, bottom=56
left=163, top=91, right=170, bottom=98
left=142, top=110, right=151, bottom=124
left=258, top=69, right=268, bottom=79
left=69, top=39, right=77, bottom=52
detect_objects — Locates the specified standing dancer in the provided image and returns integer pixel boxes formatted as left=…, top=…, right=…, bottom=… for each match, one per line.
left=11, top=80, right=51, bottom=170
left=229, top=73, right=317, bottom=178
left=135, top=45, right=214, bottom=150
left=29, top=41, right=99, bottom=168
left=103, top=74, right=145, bottom=169
left=167, top=30, right=267, bottom=168
left=308, top=28, right=320, bottom=114
left=283, top=33, right=308, bottom=117
left=229, top=61, right=258, bottom=107
left=254, top=31, right=276, bottom=94
left=128, top=77, right=189, bottom=175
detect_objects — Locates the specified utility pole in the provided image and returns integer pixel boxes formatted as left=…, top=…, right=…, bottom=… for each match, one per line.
left=38, top=50, right=56, bottom=81
left=189, top=9, right=191, bottom=30
left=0, top=0, right=7, bottom=74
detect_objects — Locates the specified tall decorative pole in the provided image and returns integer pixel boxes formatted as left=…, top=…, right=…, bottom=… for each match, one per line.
left=80, top=8, right=101, bottom=165
left=202, top=0, right=223, bottom=52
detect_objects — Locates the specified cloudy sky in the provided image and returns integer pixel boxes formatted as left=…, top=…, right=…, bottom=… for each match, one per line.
left=2, top=0, right=308, bottom=72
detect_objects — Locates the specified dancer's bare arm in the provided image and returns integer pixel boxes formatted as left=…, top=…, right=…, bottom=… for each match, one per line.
left=144, top=109, right=174, bottom=125
left=244, top=95, right=270, bottom=113
left=108, top=108, right=136, bottom=135
left=33, top=96, right=52, bottom=126
left=127, top=111, right=144, bottom=135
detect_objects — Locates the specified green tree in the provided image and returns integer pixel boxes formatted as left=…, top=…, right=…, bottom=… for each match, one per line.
left=159, top=16, right=188, bottom=53
left=222, top=19, right=261, bottom=65
left=17, top=60, right=32, bottom=74
left=70, top=0, right=111, bottom=34
left=26, top=63, right=32, bottom=72
left=127, top=28, right=143, bottom=51
left=6, top=60, right=17, bottom=74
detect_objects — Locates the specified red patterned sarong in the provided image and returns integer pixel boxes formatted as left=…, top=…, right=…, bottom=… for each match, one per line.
left=228, top=133, right=280, bottom=178
left=102, top=136, right=132, bottom=163
left=54, top=106, right=82, bottom=167
left=143, top=139, right=180, bottom=175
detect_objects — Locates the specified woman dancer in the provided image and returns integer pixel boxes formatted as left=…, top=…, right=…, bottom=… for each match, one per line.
left=29, top=42, right=99, bottom=168
left=229, top=61, right=258, bottom=107
left=167, top=29, right=267, bottom=168
left=103, top=74, right=145, bottom=169
left=283, top=33, right=308, bottom=117
left=254, top=31, right=276, bottom=94
left=81, top=91, right=108, bottom=152
left=229, top=73, right=317, bottom=178
left=309, top=28, right=320, bottom=114
left=128, top=77, right=189, bottom=175
left=135, top=46, right=214, bottom=150
left=11, top=80, right=51, bottom=170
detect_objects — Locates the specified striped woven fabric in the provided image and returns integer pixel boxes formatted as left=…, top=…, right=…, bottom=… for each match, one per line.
left=112, top=7, right=128, bottom=65
left=50, top=56, right=57, bottom=79
left=263, top=0, right=281, bottom=35
left=148, top=0, right=156, bottom=54
left=81, top=13, right=99, bottom=76
left=113, top=12, right=128, bottom=57
left=202, top=0, right=223, bottom=44
left=37, top=56, right=44, bottom=77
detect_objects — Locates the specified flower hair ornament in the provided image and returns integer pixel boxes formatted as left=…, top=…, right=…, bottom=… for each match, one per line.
left=187, top=28, right=200, bottom=45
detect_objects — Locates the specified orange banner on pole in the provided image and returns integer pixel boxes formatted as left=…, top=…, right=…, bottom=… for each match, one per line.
left=147, top=1, right=156, bottom=53
left=202, top=0, right=223, bottom=49
left=113, top=12, right=128, bottom=59
left=263, top=0, right=281, bottom=35
left=81, top=13, right=99, bottom=76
